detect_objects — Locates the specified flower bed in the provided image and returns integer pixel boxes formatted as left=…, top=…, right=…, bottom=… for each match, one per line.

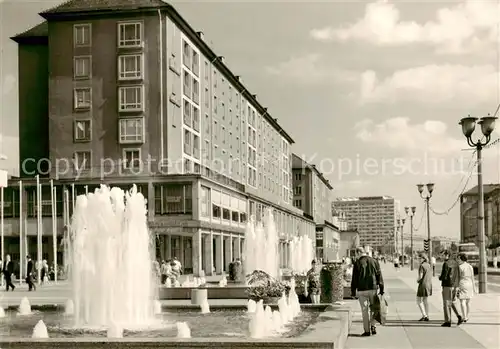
left=245, top=270, right=289, bottom=303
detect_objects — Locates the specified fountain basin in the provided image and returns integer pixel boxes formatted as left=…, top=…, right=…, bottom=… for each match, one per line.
left=0, top=305, right=351, bottom=349
left=158, top=285, right=352, bottom=301
left=159, top=285, right=248, bottom=300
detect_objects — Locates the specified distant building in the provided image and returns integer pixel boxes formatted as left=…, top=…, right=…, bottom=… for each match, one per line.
left=432, top=236, right=458, bottom=254
left=460, top=184, right=500, bottom=247
left=338, top=229, right=360, bottom=259
left=291, top=154, right=338, bottom=261
left=333, top=196, right=399, bottom=249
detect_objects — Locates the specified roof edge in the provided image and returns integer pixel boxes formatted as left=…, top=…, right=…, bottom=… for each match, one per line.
left=291, top=153, right=333, bottom=190
left=164, top=4, right=295, bottom=144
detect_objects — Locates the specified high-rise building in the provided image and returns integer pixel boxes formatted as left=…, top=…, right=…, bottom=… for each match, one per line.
left=291, top=154, right=337, bottom=261
left=2, top=0, right=316, bottom=276
left=333, top=196, right=399, bottom=248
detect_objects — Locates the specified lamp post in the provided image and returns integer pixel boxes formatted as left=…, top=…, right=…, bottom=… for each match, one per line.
left=417, top=183, right=434, bottom=274
left=405, top=206, right=416, bottom=270
left=459, top=114, right=497, bottom=294
left=400, top=218, right=406, bottom=266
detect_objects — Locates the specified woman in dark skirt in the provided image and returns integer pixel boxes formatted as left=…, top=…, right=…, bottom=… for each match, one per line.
left=416, top=253, right=433, bottom=321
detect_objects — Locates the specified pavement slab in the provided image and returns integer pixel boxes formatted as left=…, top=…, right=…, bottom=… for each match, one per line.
left=346, top=264, right=498, bottom=349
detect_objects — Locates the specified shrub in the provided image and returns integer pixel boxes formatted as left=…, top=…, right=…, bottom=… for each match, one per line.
left=320, top=263, right=344, bottom=303
left=245, top=270, right=288, bottom=301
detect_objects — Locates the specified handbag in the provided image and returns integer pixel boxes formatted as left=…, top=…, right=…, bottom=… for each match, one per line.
left=371, top=294, right=389, bottom=325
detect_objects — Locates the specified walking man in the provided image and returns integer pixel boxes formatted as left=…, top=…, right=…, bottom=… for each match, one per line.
left=351, top=246, right=384, bottom=336
left=2, top=254, right=16, bottom=291
left=439, top=250, right=463, bottom=327
left=26, top=255, right=36, bottom=291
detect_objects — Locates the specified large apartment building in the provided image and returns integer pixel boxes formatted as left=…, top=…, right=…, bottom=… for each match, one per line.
left=2, top=0, right=316, bottom=276
left=291, top=154, right=338, bottom=261
left=333, top=196, right=399, bottom=249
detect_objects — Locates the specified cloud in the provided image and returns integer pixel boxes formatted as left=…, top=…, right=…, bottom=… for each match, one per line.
left=310, top=0, right=499, bottom=54
left=266, top=53, right=356, bottom=84
left=359, top=64, right=499, bottom=104
left=354, top=117, right=463, bottom=155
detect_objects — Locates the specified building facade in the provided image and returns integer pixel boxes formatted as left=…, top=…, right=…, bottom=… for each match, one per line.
left=3, top=0, right=316, bottom=276
left=291, top=154, right=338, bottom=261
left=460, top=184, right=500, bottom=248
left=333, top=196, right=399, bottom=249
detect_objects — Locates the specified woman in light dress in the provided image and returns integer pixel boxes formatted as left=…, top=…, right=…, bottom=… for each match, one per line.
left=416, top=253, right=432, bottom=321
left=457, top=253, right=476, bottom=322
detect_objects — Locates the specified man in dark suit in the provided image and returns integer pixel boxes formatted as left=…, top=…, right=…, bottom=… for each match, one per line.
left=26, top=255, right=36, bottom=291
left=351, top=247, right=384, bottom=337
left=2, top=254, right=16, bottom=291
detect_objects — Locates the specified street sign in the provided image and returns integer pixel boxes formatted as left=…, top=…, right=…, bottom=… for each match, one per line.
left=423, top=239, right=430, bottom=252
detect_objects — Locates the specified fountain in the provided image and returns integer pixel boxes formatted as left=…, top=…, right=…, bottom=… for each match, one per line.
left=176, top=322, right=191, bottom=338
left=200, top=300, right=210, bottom=314
left=289, top=236, right=314, bottom=274
left=0, top=185, right=338, bottom=347
left=248, top=300, right=266, bottom=339
left=107, top=324, right=123, bottom=339
left=18, top=297, right=32, bottom=316
left=272, top=310, right=283, bottom=332
left=244, top=208, right=279, bottom=279
left=64, top=299, right=74, bottom=315
left=70, top=185, right=157, bottom=329
left=154, top=300, right=162, bottom=315
left=247, top=299, right=256, bottom=313
left=32, top=320, right=49, bottom=339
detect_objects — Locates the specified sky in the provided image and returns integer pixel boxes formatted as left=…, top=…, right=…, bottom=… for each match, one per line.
left=1, top=0, right=500, bottom=240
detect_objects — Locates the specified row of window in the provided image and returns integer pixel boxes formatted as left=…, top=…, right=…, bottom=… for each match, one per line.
left=73, top=149, right=141, bottom=171
left=74, top=119, right=144, bottom=144
left=74, top=22, right=144, bottom=48
left=74, top=54, right=145, bottom=81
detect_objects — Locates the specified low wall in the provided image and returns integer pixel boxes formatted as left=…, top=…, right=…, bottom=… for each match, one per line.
left=1, top=305, right=353, bottom=349
left=158, top=286, right=352, bottom=301
left=158, top=286, right=248, bottom=300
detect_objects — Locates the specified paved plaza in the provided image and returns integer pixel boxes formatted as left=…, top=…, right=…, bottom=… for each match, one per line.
left=1, top=265, right=499, bottom=348
left=347, top=264, right=500, bottom=349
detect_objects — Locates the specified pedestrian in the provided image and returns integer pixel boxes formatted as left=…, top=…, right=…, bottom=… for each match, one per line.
left=416, top=253, right=432, bottom=321
left=438, top=250, right=463, bottom=327
left=160, top=260, right=171, bottom=285
left=457, top=253, right=476, bottom=323
left=305, top=259, right=320, bottom=304
left=26, top=255, right=36, bottom=291
left=2, top=254, right=16, bottom=291
left=351, top=246, right=384, bottom=337
left=41, top=260, right=49, bottom=284
left=394, top=254, right=400, bottom=270
left=431, top=255, right=437, bottom=276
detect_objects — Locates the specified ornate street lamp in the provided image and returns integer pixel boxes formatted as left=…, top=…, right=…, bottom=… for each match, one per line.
left=417, top=183, right=434, bottom=274
left=405, top=206, right=417, bottom=270
left=459, top=114, right=497, bottom=293
left=400, top=218, right=406, bottom=266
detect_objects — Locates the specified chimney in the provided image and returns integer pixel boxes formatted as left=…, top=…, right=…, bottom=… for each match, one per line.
left=218, top=56, right=225, bottom=64
left=252, top=94, right=257, bottom=99
left=196, top=31, right=204, bottom=40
